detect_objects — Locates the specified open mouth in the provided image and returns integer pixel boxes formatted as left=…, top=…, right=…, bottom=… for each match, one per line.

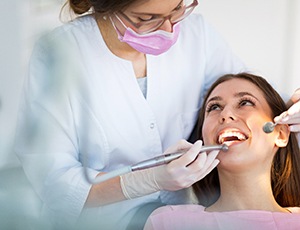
left=217, top=130, right=248, bottom=146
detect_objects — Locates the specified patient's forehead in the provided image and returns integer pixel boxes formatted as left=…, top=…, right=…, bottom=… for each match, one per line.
left=207, top=78, right=272, bottom=114
left=208, top=79, right=264, bottom=100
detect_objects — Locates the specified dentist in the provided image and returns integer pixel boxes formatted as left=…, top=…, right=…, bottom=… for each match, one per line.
left=14, top=0, right=300, bottom=229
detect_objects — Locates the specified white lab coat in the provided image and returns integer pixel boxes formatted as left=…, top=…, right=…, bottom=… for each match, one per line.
left=15, top=14, right=246, bottom=229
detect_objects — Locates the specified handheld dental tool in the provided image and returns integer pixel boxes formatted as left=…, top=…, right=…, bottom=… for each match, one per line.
left=262, top=121, right=278, bottom=133
left=84, top=144, right=228, bottom=184
left=262, top=112, right=288, bottom=133
left=131, top=144, right=228, bottom=171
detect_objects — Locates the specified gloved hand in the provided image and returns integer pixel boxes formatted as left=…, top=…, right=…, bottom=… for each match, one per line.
left=153, top=140, right=220, bottom=191
left=120, top=140, right=220, bottom=199
left=275, top=88, right=300, bottom=132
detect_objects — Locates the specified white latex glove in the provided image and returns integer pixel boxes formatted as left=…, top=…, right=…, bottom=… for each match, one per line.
left=153, top=139, right=220, bottom=191
left=275, top=88, right=300, bottom=132
left=120, top=140, right=220, bottom=199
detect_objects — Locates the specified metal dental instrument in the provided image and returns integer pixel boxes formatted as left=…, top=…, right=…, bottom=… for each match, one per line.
left=263, top=112, right=288, bottom=133
left=131, top=144, right=228, bottom=171
left=84, top=144, right=228, bottom=184
left=262, top=121, right=278, bottom=133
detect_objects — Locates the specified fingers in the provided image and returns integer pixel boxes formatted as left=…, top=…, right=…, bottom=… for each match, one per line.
left=291, top=88, right=300, bottom=103
left=203, top=159, right=220, bottom=175
left=158, top=141, right=220, bottom=190
left=274, top=111, right=288, bottom=123
left=181, top=149, right=220, bottom=186
left=290, top=124, right=300, bottom=132
left=287, top=101, right=300, bottom=117
left=164, top=139, right=193, bottom=154
left=283, top=117, right=300, bottom=124
left=198, top=150, right=220, bottom=175
left=172, top=140, right=203, bottom=167
left=188, top=150, right=219, bottom=175
left=274, top=89, right=300, bottom=130
left=274, top=101, right=300, bottom=133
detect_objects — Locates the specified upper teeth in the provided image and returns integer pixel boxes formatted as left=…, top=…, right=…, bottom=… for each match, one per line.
left=218, top=131, right=247, bottom=144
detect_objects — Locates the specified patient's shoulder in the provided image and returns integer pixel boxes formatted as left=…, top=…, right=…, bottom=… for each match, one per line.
left=286, top=207, right=300, bottom=214
left=150, top=204, right=205, bottom=216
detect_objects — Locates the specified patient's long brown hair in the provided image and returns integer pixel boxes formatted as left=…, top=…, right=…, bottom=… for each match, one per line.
left=193, top=72, right=300, bottom=207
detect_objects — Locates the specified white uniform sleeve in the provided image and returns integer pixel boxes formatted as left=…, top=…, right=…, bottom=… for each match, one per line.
left=14, top=36, right=98, bottom=227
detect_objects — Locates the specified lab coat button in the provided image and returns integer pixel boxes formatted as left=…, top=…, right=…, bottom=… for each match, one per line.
left=150, top=123, right=155, bottom=129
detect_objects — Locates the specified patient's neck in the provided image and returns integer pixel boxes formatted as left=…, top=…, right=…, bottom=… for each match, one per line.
left=205, top=170, right=287, bottom=213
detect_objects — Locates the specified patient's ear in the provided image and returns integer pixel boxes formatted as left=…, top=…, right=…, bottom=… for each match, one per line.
left=274, top=124, right=290, bottom=147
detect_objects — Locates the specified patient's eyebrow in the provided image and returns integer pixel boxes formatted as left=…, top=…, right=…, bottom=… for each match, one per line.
left=205, top=96, right=222, bottom=107
left=205, top=91, right=259, bottom=107
left=234, top=92, right=259, bottom=101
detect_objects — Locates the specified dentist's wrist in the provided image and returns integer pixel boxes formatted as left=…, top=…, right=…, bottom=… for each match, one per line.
left=120, top=168, right=161, bottom=199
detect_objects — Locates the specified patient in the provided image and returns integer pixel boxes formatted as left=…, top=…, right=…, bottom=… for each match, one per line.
left=144, top=73, right=300, bottom=230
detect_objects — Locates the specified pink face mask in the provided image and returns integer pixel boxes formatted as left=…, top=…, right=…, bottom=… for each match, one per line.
left=111, top=18, right=181, bottom=55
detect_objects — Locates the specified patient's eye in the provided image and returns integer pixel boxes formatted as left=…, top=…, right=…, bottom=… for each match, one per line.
left=206, top=103, right=222, bottom=112
left=238, top=97, right=256, bottom=107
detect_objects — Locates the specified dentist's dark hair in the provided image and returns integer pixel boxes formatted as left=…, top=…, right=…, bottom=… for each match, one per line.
left=193, top=72, right=300, bottom=207
left=66, top=0, right=142, bottom=15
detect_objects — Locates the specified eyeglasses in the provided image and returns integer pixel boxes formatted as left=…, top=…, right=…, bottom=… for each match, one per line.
left=115, top=0, right=198, bottom=34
